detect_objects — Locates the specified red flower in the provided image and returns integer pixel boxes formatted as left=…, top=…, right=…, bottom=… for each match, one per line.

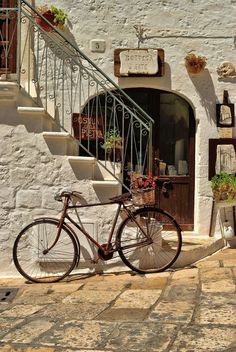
left=129, top=172, right=158, bottom=191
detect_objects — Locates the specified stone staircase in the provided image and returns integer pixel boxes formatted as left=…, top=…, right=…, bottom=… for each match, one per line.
left=8, top=82, right=122, bottom=201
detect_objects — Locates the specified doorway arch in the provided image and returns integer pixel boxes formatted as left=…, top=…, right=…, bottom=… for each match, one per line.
left=78, top=87, right=195, bottom=230
left=123, top=88, right=195, bottom=230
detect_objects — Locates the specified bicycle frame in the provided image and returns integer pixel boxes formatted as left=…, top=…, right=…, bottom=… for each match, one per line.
left=45, top=195, right=152, bottom=257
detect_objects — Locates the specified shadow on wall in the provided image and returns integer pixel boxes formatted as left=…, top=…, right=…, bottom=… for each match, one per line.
left=188, top=69, right=216, bottom=124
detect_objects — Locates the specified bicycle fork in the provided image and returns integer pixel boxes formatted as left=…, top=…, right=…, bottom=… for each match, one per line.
left=43, top=198, right=69, bottom=255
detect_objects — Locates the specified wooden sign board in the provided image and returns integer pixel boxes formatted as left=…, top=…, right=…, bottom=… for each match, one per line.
left=114, top=48, right=164, bottom=77
left=72, top=113, right=104, bottom=140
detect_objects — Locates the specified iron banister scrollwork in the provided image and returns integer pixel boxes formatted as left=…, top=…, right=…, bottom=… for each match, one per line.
left=16, top=0, right=154, bottom=190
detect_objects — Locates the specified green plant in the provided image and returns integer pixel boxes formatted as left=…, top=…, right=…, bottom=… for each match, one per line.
left=50, top=5, right=67, bottom=28
left=37, top=4, right=68, bottom=29
left=211, top=172, right=236, bottom=201
left=101, top=129, right=123, bottom=151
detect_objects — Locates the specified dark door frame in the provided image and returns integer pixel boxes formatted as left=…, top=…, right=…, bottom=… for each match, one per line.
left=123, top=87, right=195, bottom=230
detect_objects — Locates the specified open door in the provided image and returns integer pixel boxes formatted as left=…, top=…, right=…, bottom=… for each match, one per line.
left=124, top=88, right=195, bottom=231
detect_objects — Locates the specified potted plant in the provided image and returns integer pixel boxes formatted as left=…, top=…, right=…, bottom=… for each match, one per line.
left=129, top=172, right=158, bottom=206
left=35, top=5, right=68, bottom=32
left=210, top=172, right=236, bottom=202
left=185, top=53, right=207, bottom=74
left=101, top=128, right=123, bottom=161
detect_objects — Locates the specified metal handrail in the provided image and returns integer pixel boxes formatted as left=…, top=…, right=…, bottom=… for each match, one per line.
left=15, top=0, right=154, bottom=190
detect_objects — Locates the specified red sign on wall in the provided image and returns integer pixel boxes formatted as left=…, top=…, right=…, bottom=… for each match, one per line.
left=72, top=113, right=104, bottom=140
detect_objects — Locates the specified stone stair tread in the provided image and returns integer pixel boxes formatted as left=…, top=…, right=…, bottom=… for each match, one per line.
left=17, top=106, right=46, bottom=114
left=43, top=131, right=72, bottom=138
left=0, top=81, right=19, bottom=99
left=68, top=156, right=96, bottom=163
left=92, top=180, right=120, bottom=186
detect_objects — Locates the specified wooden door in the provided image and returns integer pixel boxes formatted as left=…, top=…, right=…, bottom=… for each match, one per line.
left=124, top=88, right=195, bottom=231
left=0, top=0, right=17, bottom=74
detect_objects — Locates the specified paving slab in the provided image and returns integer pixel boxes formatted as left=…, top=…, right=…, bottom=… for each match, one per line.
left=169, top=325, right=236, bottom=352
left=201, top=279, right=235, bottom=293
left=105, top=322, right=178, bottom=351
left=129, top=276, right=168, bottom=289
left=0, top=304, right=45, bottom=318
left=31, top=303, right=109, bottom=321
left=113, top=289, right=162, bottom=309
left=161, top=283, right=199, bottom=303
left=193, top=292, right=236, bottom=325
left=200, top=267, right=233, bottom=281
left=40, top=320, right=116, bottom=349
left=1, top=319, right=54, bottom=344
left=98, top=307, right=149, bottom=321
left=149, top=301, right=195, bottom=323
left=62, top=289, right=120, bottom=305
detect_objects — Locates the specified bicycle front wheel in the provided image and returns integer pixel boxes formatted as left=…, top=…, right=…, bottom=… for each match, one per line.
left=117, top=207, right=182, bottom=274
left=13, top=218, right=79, bottom=283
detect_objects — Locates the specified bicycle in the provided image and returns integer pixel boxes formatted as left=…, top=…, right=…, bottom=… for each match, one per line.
left=13, top=185, right=182, bottom=283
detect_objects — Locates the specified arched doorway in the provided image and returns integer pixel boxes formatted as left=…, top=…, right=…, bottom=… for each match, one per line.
left=124, top=88, right=195, bottom=231
left=76, top=87, right=195, bottom=230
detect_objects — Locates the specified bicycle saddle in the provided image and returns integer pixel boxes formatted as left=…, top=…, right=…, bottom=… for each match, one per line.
left=55, top=190, right=82, bottom=201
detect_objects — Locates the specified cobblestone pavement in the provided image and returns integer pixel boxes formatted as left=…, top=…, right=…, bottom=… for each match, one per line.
left=0, top=247, right=235, bottom=352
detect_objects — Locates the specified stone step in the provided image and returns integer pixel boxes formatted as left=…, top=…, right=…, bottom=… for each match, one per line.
left=43, top=132, right=78, bottom=156
left=94, top=161, right=122, bottom=181
left=172, top=237, right=225, bottom=268
left=68, top=156, right=96, bottom=179
left=17, top=106, right=57, bottom=132
left=0, top=82, right=19, bottom=101
left=92, top=180, right=122, bottom=202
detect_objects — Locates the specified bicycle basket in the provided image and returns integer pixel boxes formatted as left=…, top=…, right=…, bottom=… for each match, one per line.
left=131, top=189, right=155, bottom=206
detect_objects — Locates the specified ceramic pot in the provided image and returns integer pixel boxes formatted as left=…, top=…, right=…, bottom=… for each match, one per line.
left=35, top=11, right=55, bottom=32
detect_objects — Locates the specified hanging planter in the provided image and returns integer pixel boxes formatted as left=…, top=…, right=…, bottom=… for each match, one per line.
left=185, top=53, right=207, bottom=74
left=101, top=129, right=123, bottom=162
left=35, top=10, right=55, bottom=32
left=35, top=5, right=68, bottom=32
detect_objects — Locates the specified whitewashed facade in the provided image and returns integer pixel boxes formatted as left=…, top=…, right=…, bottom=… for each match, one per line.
left=0, top=0, right=236, bottom=276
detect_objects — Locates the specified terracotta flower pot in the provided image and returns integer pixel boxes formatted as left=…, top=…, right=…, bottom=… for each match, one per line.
left=35, top=11, right=55, bottom=32
left=185, top=54, right=207, bottom=74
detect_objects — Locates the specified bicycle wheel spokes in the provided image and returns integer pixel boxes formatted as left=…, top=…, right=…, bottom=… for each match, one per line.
left=13, top=219, right=79, bottom=283
left=117, top=207, right=182, bottom=273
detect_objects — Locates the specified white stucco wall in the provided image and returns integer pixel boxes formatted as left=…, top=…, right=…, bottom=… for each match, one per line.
left=1, top=0, right=236, bottom=276
left=38, top=0, right=236, bottom=234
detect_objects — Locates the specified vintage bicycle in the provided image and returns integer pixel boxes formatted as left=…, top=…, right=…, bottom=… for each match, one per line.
left=13, top=183, right=182, bottom=283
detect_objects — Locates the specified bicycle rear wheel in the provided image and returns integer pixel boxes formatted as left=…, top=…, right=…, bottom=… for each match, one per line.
left=117, top=207, right=182, bottom=273
left=13, top=218, right=79, bottom=283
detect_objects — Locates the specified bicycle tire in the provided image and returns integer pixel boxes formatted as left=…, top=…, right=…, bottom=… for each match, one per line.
left=13, top=218, right=79, bottom=283
left=117, top=207, right=182, bottom=274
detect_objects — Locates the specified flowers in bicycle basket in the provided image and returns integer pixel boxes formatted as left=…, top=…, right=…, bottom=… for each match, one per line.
left=129, top=172, right=158, bottom=193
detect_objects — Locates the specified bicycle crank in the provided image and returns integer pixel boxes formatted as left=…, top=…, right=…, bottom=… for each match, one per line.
left=97, top=243, right=113, bottom=260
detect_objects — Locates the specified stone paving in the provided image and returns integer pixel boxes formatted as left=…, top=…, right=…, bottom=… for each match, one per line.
left=0, top=247, right=235, bottom=352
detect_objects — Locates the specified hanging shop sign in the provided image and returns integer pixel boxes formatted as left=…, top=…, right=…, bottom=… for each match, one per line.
left=72, top=113, right=104, bottom=140
left=114, top=48, right=164, bottom=77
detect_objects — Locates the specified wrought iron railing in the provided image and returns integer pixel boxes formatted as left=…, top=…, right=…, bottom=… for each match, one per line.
left=2, top=0, right=154, bottom=190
